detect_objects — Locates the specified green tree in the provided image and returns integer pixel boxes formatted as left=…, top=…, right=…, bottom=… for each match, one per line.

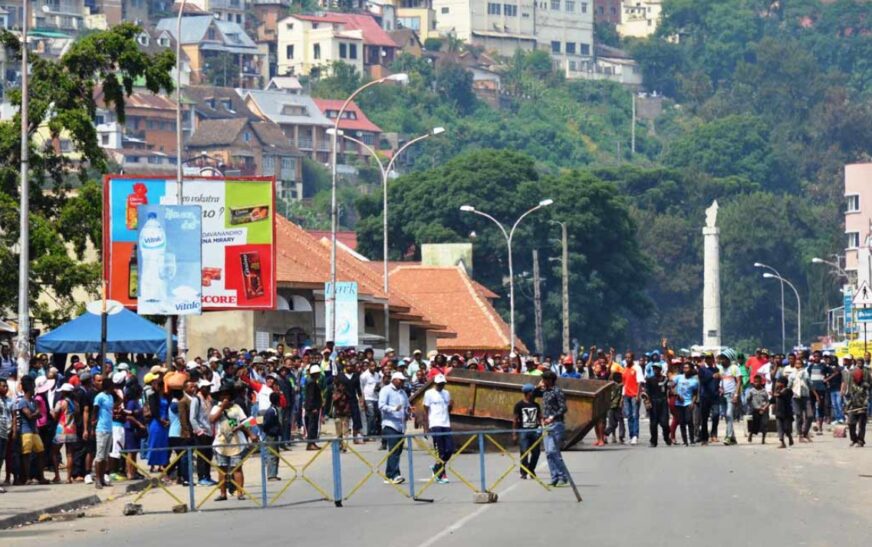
left=435, top=61, right=476, bottom=115
left=0, top=23, right=174, bottom=327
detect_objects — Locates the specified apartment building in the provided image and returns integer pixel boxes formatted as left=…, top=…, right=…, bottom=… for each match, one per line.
left=187, top=0, right=246, bottom=24
left=617, top=0, right=661, bottom=38
left=243, top=88, right=333, bottom=163
left=313, top=98, right=382, bottom=164
left=845, top=163, right=872, bottom=276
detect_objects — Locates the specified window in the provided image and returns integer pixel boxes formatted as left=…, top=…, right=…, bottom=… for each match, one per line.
left=551, top=41, right=560, bottom=53
left=286, top=23, right=294, bottom=30
left=286, top=44, right=294, bottom=59
left=281, top=157, right=296, bottom=172
left=339, top=43, right=347, bottom=58
left=848, top=232, right=860, bottom=249
left=565, top=0, right=574, bottom=11
left=243, top=130, right=252, bottom=142
left=504, top=4, right=517, bottom=16
left=397, top=16, right=421, bottom=30
left=100, top=134, right=109, bottom=145
left=847, top=194, right=860, bottom=213
left=565, top=42, right=576, bottom=54
left=137, top=33, right=149, bottom=47
left=550, top=0, right=560, bottom=9
left=581, top=2, right=587, bottom=12
left=487, top=2, right=501, bottom=14
left=313, top=43, right=321, bottom=60
left=262, top=155, right=275, bottom=173
left=95, top=114, right=105, bottom=125
left=569, top=60, right=576, bottom=71
left=580, top=43, right=590, bottom=55
left=362, top=133, right=375, bottom=145
left=441, top=6, right=449, bottom=13
left=158, top=35, right=170, bottom=47
left=147, top=155, right=162, bottom=165
left=349, top=44, right=357, bottom=59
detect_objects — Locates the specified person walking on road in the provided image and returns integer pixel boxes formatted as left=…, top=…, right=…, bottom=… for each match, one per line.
left=845, top=366, right=869, bottom=447
left=379, top=372, right=410, bottom=484
left=422, top=374, right=453, bottom=484
left=304, top=365, right=323, bottom=451
left=513, top=383, right=542, bottom=479
left=538, top=371, right=569, bottom=487
left=672, top=363, right=699, bottom=446
left=643, top=363, right=670, bottom=447
left=772, top=377, right=794, bottom=449
left=622, top=359, right=643, bottom=445
left=746, top=375, right=769, bottom=444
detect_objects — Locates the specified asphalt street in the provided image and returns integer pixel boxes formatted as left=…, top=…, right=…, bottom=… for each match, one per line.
left=3, top=421, right=871, bottom=547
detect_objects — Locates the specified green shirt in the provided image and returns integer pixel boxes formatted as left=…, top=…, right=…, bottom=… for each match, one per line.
left=738, top=364, right=751, bottom=389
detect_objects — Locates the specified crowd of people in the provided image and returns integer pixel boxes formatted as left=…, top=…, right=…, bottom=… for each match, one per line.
left=0, top=340, right=869, bottom=498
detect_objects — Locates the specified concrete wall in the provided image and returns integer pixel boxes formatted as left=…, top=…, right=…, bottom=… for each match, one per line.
left=422, top=242, right=473, bottom=270
left=186, top=310, right=255, bottom=357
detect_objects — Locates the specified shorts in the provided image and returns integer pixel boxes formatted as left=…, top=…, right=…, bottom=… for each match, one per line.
left=215, top=453, right=242, bottom=469
left=21, top=432, right=45, bottom=454
left=95, top=430, right=113, bottom=462
left=110, top=424, right=125, bottom=459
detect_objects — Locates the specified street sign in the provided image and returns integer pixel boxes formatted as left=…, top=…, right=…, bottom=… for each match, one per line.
left=853, top=282, right=872, bottom=307
left=857, top=308, right=872, bottom=323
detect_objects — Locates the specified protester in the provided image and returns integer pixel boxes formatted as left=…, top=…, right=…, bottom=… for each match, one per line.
left=772, top=377, right=794, bottom=448
left=210, top=382, right=256, bottom=501
left=513, top=383, right=541, bottom=479
left=304, top=365, right=323, bottom=451
left=422, top=374, right=452, bottom=484
left=378, top=372, right=409, bottom=484
left=746, top=375, right=769, bottom=444
left=643, top=363, right=670, bottom=447
left=538, top=370, right=569, bottom=488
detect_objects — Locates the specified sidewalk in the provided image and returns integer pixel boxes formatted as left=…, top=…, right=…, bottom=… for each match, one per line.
left=0, top=477, right=146, bottom=529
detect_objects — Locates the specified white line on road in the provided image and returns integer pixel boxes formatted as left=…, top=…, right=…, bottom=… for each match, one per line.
left=417, top=482, right=522, bottom=547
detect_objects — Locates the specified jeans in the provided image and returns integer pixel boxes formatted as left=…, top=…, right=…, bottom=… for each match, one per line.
left=848, top=412, right=867, bottom=444
left=365, top=400, right=380, bottom=437
left=264, top=434, right=280, bottom=478
left=305, top=408, right=321, bottom=442
left=648, top=399, right=669, bottom=446
left=518, top=429, right=541, bottom=477
left=430, top=426, right=454, bottom=478
left=792, top=397, right=812, bottom=437
left=721, top=394, right=736, bottom=440
left=350, top=401, right=363, bottom=434
left=383, top=426, right=403, bottom=479
left=677, top=405, right=693, bottom=445
left=699, top=398, right=716, bottom=441
left=605, top=407, right=625, bottom=441
left=830, top=391, right=845, bottom=422
left=622, top=396, right=640, bottom=439
left=195, top=434, right=213, bottom=481
left=544, top=421, right=568, bottom=483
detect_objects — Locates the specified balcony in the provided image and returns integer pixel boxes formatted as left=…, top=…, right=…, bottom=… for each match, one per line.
left=297, top=137, right=313, bottom=150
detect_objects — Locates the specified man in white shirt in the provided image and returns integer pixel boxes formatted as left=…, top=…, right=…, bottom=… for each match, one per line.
left=359, top=360, right=382, bottom=439
left=423, top=374, right=453, bottom=484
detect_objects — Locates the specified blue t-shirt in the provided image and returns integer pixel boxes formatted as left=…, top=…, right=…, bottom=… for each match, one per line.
left=93, top=392, right=115, bottom=433
left=561, top=371, right=582, bottom=379
left=15, top=398, right=38, bottom=434
left=673, top=375, right=699, bottom=407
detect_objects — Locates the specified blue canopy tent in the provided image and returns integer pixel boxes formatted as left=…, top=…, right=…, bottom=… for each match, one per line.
left=36, top=307, right=173, bottom=357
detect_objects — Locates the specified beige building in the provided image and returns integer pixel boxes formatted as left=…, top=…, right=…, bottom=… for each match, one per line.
left=430, top=0, right=593, bottom=69
left=616, top=0, right=661, bottom=38
left=844, top=163, right=872, bottom=275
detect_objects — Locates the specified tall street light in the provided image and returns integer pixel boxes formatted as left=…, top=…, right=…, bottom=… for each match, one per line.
left=329, top=126, right=445, bottom=347
left=811, top=256, right=849, bottom=280
left=328, top=73, right=408, bottom=345
left=754, top=262, right=785, bottom=355
left=172, top=0, right=189, bottom=358
left=460, top=199, right=554, bottom=352
left=16, top=0, right=32, bottom=376
left=762, top=272, right=801, bottom=350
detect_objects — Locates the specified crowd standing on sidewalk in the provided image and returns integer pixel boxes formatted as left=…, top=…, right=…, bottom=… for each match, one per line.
left=0, top=341, right=869, bottom=498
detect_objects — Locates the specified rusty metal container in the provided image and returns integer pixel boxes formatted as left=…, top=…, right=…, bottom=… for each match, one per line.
left=409, top=369, right=614, bottom=449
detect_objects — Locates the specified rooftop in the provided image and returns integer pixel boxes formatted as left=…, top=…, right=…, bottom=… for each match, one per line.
left=243, top=89, right=332, bottom=127
left=284, top=12, right=398, bottom=48
left=312, top=99, right=382, bottom=134
left=184, top=85, right=257, bottom=120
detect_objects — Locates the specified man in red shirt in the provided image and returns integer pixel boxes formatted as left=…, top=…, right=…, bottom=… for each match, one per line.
left=622, top=360, right=643, bottom=445
left=747, top=348, right=768, bottom=380
left=428, top=354, right=451, bottom=380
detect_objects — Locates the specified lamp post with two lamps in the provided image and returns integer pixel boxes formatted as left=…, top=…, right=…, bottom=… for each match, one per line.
left=754, top=262, right=786, bottom=355
left=328, top=126, right=445, bottom=347
left=762, top=272, right=801, bottom=350
left=460, top=199, right=554, bottom=352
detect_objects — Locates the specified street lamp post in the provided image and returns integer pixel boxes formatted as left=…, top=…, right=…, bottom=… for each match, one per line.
left=328, top=73, right=408, bottom=346
left=460, top=199, right=554, bottom=353
left=16, top=0, right=31, bottom=376
left=329, top=126, right=445, bottom=348
left=811, top=256, right=849, bottom=280
left=762, top=272, right=801, bottom=350
left=754, top=262, right=786, bottom=355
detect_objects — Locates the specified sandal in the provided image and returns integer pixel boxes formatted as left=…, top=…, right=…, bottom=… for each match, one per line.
left=215, top=495, right=227, bottom=501
left=237, top=494, right=246, bottom=500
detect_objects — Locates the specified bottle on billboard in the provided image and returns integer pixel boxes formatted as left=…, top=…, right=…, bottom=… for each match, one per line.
left=126, top=183, right=149, bottom=230
left=139, top=212, right=166, bottom=303
left=128, top=244, right=138, bottom=300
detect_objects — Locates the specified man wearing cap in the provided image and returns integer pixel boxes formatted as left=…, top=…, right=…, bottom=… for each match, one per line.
left=423, top=374, right=453, bottom=484
left=826, top=353, right=845, bottom=424
left=513, top=383, right=542, bottom=479
left=304, top=365, right=324, bottom=450
left=378, top=372, right=410, bottom=484
left=537, top=371, right=569, bottom=487
left=408, top=350, right=425, bottom=380
left=644, top=363, right=671, bottom=447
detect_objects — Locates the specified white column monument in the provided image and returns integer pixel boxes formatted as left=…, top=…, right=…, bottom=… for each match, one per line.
left=703, top=201, right=721, bottom=348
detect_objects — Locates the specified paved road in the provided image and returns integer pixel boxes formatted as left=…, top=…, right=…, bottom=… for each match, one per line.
left=3, top=422, right=870, bottom=546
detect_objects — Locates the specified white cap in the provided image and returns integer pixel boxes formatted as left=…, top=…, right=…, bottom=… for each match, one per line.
left=434, top=374, right=447, bottom=384
left=186, top=360, right=200, bottom=370
left=309, top=365, right=322, bottom=374
left=385, top=347, right=396, bottom=354
left=209, top=357, right=220, bottom=363
left=112, top=371, right=127, bottom=385
left=197, top=379, right=211, bottom=389
left=58, top=383, right=75, bottom=392
left=391, top=372, right=405, bottom=381
left=116, top=363, right=130, bottom=371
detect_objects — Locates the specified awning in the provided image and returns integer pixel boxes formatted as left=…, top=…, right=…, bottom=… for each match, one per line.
left=36, top=307, right=174, bottom=357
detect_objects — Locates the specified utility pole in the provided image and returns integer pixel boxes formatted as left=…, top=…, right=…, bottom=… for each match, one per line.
left=532, top=249, right=543, bottom=355
left=558, top=223, right=569, bottom=355
left=631, top=93, right=636, bottom=155
left=17, top=0, right=31, bottom=377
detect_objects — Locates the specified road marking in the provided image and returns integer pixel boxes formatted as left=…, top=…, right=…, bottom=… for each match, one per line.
left=417, top=482, right=522, bottom=547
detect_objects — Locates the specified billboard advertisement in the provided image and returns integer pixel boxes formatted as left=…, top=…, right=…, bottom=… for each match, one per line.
left=325, top=282, right=359, bottom=347
left=136, top=204, right=202, bottom=315
left=104, top=175, right=276, bottom=310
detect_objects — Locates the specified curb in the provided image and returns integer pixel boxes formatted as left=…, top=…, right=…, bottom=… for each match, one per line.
left=0, top=494, right=101, bottom=530
left=0, top=478, right=150, bottom=530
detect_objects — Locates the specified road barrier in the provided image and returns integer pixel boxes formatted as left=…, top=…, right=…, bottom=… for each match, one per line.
left=120, top=427, right=575, bottom=513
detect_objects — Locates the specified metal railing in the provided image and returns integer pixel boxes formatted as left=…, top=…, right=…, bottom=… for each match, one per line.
left=120, top=428, right=576, bottom=512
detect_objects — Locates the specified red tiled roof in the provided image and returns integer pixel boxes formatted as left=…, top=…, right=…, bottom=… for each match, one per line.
left=389, top=265, right=527, bottom=353
left=312, top=99, right=382, bottom=134
left=292, top=13, right=397, bottom=47
left=306, top=230, right=358, bottom=250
